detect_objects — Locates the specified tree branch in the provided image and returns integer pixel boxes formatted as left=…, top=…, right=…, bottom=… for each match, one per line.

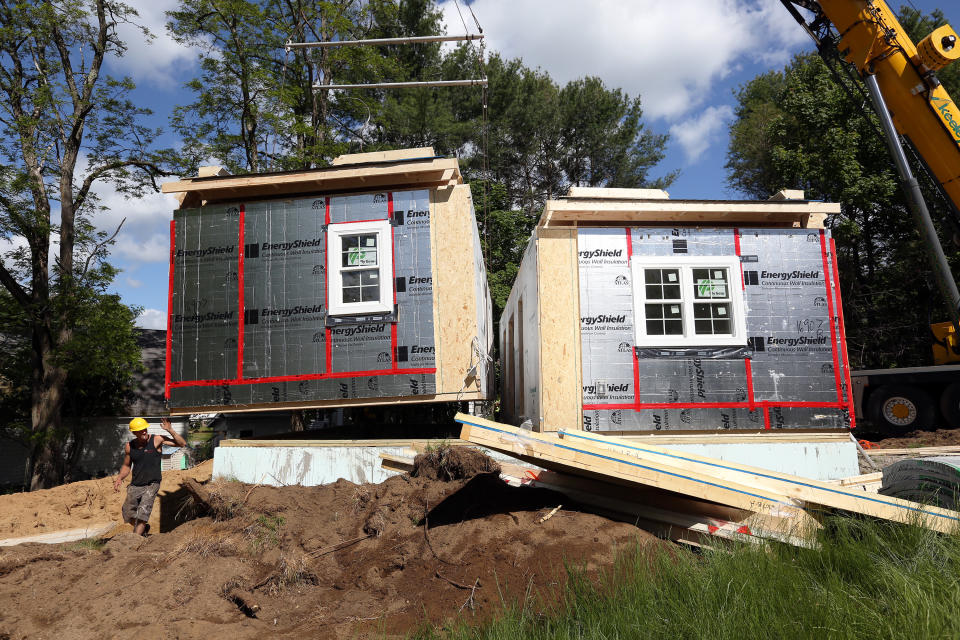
left=81, top=217, right=124, bottom=277
left=0, top=259, right=31, bottom=310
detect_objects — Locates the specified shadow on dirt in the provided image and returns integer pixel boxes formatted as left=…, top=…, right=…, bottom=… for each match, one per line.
left=424, top=472, right=573, bottom=528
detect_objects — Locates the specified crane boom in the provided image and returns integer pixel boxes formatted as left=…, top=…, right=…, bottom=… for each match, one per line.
left=783, top=0, right=960, bottom=345
left=813, top=0, right=960, bottom=211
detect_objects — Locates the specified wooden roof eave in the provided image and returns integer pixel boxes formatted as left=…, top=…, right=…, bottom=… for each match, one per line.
left=161, top=159, right=461, bottom=209
left=538, top=199, right=840, bottom=229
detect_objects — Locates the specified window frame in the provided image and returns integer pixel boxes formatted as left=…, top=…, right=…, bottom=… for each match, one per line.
left=631, top=256, right=747, bottom=347
left=327, top=220, right=394, bottom=316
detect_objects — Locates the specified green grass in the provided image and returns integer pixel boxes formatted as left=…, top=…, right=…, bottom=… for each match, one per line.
left=64, top=537, right=106, bottom=552
left=411, top=516, right=960, bottom=639
left=247, top=514, right=285, bottom=553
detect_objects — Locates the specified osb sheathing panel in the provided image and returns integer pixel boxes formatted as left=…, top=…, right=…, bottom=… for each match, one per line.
left=536, top=227, right=582, bottom=431
left=432, top=184, right=484, bottom=399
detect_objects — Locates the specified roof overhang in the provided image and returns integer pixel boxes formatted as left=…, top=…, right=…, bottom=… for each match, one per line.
left=539, top=198, right=839, bottom=229
left=161, top=157, right=462, bottom=209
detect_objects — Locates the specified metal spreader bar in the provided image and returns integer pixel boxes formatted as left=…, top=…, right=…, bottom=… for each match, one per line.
left=314, top=79, right=487, bottom=90
left=288, top=34, right=483, bottom=51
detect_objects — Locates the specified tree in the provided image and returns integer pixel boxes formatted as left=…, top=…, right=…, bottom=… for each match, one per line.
left=0, top=0, right=167, bottom=488
left=168, top=0, right=403, bottom=173
left=725, top=7, right=960, bottom=369
left=0, top=286, right=142, bottom=486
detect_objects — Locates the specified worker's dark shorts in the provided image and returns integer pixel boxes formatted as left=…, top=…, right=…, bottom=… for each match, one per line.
left=122, top=482, right=160, bottom=523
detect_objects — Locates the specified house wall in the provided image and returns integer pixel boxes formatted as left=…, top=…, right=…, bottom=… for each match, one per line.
left=433, top=185, right=493, bottom=401
left=499, top=234, right=540, bottom=424
left=579, top=226, right=853, bottom=432
left=168, top=183, right=491, bottom=412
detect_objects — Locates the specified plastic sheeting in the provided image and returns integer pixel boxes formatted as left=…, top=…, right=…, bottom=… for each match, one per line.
left=579, top=227, right=852, bottom=431
left=168, top=189, right=436, bottom=409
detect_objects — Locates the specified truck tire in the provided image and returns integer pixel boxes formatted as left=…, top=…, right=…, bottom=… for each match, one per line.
left=938, top=382, right=960, bottom=427
left=866, top=384, right=936, bottom=433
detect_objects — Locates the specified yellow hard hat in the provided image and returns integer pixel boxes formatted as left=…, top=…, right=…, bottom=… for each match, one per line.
left=129, top=417, right=149, bottom=432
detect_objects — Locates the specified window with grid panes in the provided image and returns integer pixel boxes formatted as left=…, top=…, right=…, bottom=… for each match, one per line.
left=327, top=220, right=393, bottom=316
left=631, top=256, right=746, bottom=347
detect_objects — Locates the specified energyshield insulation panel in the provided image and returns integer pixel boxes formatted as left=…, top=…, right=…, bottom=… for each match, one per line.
left=167, top=190, right=436, bottom=409
left=578, top=227, right=853, bottom=432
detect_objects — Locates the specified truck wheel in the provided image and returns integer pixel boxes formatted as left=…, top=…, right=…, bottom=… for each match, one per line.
left=938, top=382, right=960, bottom=427
left=867, top=385, right=935, bottom=433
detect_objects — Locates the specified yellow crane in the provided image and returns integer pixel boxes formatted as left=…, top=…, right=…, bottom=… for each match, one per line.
left=782, top=0, right=960, bottom=431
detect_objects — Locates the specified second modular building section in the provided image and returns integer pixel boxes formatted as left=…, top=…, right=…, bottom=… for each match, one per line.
left=500, top=188, right=854, bottom=433
left=161, top=150, right=493, bottom=413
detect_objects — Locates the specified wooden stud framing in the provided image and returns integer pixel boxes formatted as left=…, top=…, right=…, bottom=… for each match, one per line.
left=558, top=426, right=960, bottom=533
left=457, top=413, right=820, bottom=539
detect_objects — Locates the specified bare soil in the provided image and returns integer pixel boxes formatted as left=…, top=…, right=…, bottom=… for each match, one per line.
left=857, top=427, right=960, bottom=449
left=1, top=460, right=214, bottom=540
left=0, top=455, right=660, bottom=639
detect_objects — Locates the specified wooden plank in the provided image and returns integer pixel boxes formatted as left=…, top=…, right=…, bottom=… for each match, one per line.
left=828, top=471, right=883, bottom=486
left=565, top=187, right=670, bottom=200
left=865, top=445, right=960, bottom=456
left=379, top=452, right=415, bottom=473
left=220, top=438, right=472, bottom=448
left=162, top=157, right=460, bottom=194
left=167, top=389, right=486, bottom=416
left=433, top=184, right=486, bottom=397
left=0, top=522, right=116, bottom=547
left=561, top=427, right=960, bottom=533
left=331, top=147, right=436, bottom=165
left=499, top=463, right=813, bottom=548
left=456, top=414, right=814, bottom=523
left=535, top=227, right=581, bottom=431
left=538, top=199, right=835, bottom=229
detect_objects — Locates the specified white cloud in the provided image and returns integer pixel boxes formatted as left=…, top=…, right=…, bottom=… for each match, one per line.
left=113, top=231, right=171, bottom=264
left=669, top=105, right=734, bottom=163
left=126, top=277, right=144, bottom=288
left=110, top=0, right=198, bottom=86
left=89, top=176, right=178, bottom=265
left=439, top=0, right=808, bottom=121
left=136, top=308, right=167, bottom=330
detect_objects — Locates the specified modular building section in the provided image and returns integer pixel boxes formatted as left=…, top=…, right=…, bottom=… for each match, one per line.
left=500, top=188, right=853, bottom=434
left=160, top=149, right=493, bottom=413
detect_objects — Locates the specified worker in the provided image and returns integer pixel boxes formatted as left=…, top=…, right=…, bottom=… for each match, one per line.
left=113, top=417, right=187, bottom=536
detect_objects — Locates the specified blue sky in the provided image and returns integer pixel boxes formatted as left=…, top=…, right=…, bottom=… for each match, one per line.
left=47, top=0, right=959, bottom=328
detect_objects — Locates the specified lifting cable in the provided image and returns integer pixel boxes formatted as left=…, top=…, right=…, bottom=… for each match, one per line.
left=453, top=0, right=491, bottom=270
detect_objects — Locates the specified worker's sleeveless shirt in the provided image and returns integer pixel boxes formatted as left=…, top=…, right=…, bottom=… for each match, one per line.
left=129, top=435, right=162, bottom=486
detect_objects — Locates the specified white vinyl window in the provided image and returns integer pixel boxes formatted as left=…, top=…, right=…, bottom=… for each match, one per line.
left=632, top=256, right=746, bottom=347
left=327, top=220, right=393, bottom=316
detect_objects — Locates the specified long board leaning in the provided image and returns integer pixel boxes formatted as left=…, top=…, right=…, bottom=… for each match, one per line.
left=455, top=414, right=960, bottom=536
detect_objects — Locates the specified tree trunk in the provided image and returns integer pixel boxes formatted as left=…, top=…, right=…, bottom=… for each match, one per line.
left=28, top=325, right=69, bottom=490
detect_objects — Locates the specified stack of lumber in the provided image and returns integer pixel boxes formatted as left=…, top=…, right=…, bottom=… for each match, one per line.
left=865, top=445, right=960, bottom=457
left=880, top=456, right=960, bottom=510
left=455, top=414, right=960, bottom=546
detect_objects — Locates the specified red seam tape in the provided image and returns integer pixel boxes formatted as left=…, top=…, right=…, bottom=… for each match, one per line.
left=165, top=219, right=175, bottom=399
left=820, top=230, right=844, bottom=406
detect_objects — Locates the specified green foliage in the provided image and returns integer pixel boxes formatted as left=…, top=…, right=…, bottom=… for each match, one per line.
left=168, top=0, right=409, bottom=173
left=725, top=7, right=960, bottom=368
left=65, top=537, right=107, bottom=552
left=247, top=514, right=286, bottom=553
left=0, top=0, right=166, bottom=488
left=412, top=517, right=960, bottom=639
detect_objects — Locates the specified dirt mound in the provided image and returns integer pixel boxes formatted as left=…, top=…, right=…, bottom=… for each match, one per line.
left=0, top=462, right=661, bottom=639
left=862, top=428, right=960, bottom=449
left=411, top=445, right=501, bottom=480
left=0, top=460, right=213, bottom=540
